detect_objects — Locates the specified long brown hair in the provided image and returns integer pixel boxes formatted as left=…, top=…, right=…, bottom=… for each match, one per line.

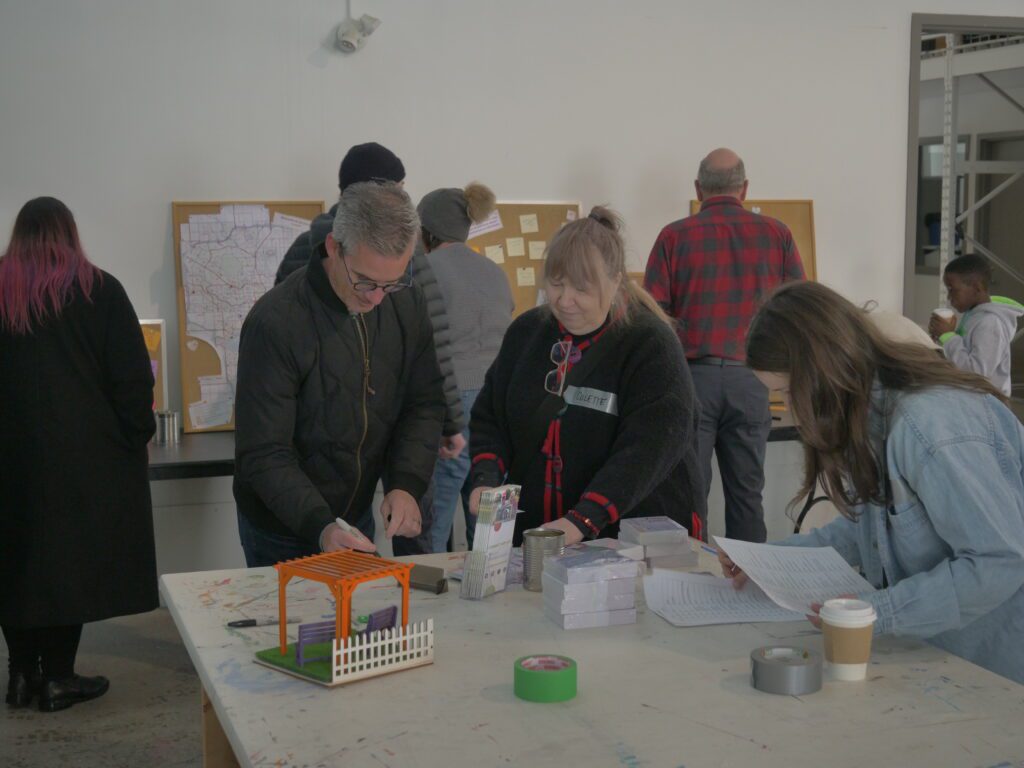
left=747, top=281, right=1006, bottom=519
left=0, top=197, right=101, bottom=335
left=543, top=205, right=672, bottom=328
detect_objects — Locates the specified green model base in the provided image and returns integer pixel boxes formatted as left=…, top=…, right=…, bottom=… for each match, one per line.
left=255, top=643, right=333, bottom=683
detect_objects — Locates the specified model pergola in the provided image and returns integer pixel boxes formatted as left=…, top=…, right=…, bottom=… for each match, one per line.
left=274, top=551, right=412, bottom=655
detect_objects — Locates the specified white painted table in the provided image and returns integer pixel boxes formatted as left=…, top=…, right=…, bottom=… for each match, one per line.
left=161, top=550, right=1024, bottom=768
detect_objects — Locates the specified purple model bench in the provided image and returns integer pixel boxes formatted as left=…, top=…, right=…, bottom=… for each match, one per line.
left=296, top=606, right=398, bottom=667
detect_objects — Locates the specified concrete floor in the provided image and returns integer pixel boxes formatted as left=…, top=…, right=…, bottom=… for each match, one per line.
left=1, top=609, right=199, bottom=768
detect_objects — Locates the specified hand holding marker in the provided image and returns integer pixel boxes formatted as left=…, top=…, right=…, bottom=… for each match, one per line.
left=335, top=516, right=379, bottom=555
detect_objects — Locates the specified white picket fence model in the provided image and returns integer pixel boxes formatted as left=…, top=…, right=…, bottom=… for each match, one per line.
left=331, top=619, right=434, bottom=684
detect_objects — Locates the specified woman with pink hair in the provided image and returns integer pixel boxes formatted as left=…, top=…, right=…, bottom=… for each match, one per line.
left=0, top=197, right=156, bottom=712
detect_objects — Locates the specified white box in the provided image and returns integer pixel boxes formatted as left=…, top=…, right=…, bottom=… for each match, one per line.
left=643, top=542, right=691, bottom=558
left=543, top=588, right=636, bottom=615
left=584, top=538, right=645, bottom=561
left=541, top=571, right=636, bottom=600
left=619, top=516, right=690, bottom=545
left=544, top=549, right=643, bottom=585
left=646, top=551, right=699, bottom=569
left=544, top=605, right=637, bottom=630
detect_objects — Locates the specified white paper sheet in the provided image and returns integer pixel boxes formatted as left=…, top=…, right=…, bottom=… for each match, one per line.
left=643, top=570, right=805, bottom=627
left=519, top=213, right=539, bottom=234
left=506, top=237, right=525, bottom=257
left=484, top=245, right=505, bottom=264
left=528, top=240, right=546, bottom=260
left=713, top=537, right=875, bottom=613
left=468, top=209, right=503, bottom=239
left=516, top=267, right=535, bottom=287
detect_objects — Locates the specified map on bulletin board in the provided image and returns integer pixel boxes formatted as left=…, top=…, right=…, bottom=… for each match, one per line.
left=139, top=319, right=167, bottom=412
left=467, top=201, right=581, bottom=316
left=172, top=200, right=324, bottom=433
left=689, top=199, right=816, bottom=280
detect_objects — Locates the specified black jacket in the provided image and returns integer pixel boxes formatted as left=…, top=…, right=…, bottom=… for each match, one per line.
left=0, top=273, right=157, bottom=627
left=276, top=205, right=464, bottom=435
left=470, top=306, right=705, bottom=544
left=234, top=249, right=445, bottom=545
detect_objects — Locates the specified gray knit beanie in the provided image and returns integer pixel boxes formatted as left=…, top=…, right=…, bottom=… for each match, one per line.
left=417, top=182, right=496, bottom=243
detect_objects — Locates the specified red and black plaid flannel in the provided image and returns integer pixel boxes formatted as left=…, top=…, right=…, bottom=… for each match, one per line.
left=644, top=197, right=805, bottom=360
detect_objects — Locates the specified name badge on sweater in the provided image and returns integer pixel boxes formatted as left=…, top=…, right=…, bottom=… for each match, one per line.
left=563, top=386, right=618, bottom=416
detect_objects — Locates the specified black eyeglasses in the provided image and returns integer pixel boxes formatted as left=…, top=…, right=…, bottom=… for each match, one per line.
left=339, top=251, right=411, bottom=294
left=544, top=341, right=573, bottom=397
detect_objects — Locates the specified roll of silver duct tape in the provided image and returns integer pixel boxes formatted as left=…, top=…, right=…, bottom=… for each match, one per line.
left=750, top=646, right=822, bottom=695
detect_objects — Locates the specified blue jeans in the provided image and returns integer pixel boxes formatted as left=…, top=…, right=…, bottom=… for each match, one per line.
left=429, top=388, right=479, bottom=553
left=237, top=507, right=375, bottom=568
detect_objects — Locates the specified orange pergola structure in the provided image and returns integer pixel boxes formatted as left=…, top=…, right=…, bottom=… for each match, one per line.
left=274, top=551, right=413, bottom=655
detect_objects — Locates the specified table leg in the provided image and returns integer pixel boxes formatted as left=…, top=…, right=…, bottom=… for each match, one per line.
left=202, top=685, right=241, bottom=768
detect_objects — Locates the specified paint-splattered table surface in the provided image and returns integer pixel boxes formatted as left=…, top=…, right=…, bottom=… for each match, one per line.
left=161, top=551, right=1024, bottom=768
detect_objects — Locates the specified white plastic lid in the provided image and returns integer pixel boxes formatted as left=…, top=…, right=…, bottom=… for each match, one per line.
left=819, top=598, right=876, bottom=628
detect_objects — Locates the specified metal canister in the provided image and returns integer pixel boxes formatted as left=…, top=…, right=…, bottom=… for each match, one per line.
left=154, top=410, right=180, bottom=445
left=522, top=528, right=565, bottom=592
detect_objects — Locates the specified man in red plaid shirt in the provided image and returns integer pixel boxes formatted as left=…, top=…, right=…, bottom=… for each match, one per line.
left=644, top=149, right=805, bottom=542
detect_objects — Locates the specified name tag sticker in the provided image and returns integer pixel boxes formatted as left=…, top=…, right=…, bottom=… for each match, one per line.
left=563, top=386, right=618, bottom=416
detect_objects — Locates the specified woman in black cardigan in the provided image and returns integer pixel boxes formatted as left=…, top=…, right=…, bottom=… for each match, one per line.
left=0, top=198, right=157, bottom=712
left=468, top=207, right=704, bottom=546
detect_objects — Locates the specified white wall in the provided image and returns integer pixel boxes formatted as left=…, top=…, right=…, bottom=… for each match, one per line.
left=3, top=1, right=1022, bottom=572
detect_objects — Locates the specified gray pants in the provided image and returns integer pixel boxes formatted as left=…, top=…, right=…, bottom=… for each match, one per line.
left=689, top=362, right=771, bottom=542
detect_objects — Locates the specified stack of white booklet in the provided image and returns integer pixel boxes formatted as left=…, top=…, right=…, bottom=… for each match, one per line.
left=459, top=485, right=521, bottom=600
left=643, top=537, right=876, bottom=627
left=543, top=548, right=642, bottom=629
left=619, top=516, right=697, bottom=569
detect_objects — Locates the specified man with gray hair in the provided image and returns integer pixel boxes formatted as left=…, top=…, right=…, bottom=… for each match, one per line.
left=644, top=148, right=805, bottom=542
left=233, top=182, right=445, bottom=566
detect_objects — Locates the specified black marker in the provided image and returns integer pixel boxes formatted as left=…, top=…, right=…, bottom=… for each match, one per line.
left=227, top=617, right=301, bottom=628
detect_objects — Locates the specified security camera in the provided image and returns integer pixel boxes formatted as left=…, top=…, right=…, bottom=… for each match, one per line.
left=336, top=20, right=362, bottom=52
left=335, top=14, right=381, bottom=53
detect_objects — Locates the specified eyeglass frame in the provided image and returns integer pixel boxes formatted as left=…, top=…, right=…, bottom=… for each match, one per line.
left=336, top=242, right=413, bottom=294
left=544, top=340, right=573, bottom=397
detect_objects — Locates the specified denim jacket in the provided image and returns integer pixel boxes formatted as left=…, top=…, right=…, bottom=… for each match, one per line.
left=779, top=384, right=1024, bottom=684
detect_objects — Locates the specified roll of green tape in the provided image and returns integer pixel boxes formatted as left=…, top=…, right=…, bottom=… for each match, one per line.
left=513, top=655, right=577, bottom=702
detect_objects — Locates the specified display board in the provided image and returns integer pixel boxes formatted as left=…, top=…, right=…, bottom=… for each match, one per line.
left=689, top=199, right=816, bottom=280
left=139, top=319, right=167, bottom=412
left=466, top=201, right=581, bottom=316
left=173, top=200, right=324, bottom=433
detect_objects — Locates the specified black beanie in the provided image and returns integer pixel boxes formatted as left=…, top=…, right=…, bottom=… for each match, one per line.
left=338, top=143, right=405, bottom=191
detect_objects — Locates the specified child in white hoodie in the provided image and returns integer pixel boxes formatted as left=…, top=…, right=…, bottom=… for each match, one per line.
left=930, top=254, right=1024, bottom=396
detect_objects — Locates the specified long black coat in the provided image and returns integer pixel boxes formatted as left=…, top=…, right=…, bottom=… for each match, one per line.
left=0, top=271, right=157, bottom=627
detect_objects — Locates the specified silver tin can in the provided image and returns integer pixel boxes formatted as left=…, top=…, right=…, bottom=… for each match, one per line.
left=522, top=528, right=565, bottom=591
left=154, top=410, right=180, bottom=445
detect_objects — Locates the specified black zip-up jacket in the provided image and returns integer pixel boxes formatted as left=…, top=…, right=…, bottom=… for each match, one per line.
left=470, top=306, right=705, bottom=544
left=276, top=205, right=464, bottom=435
left=234, top=248, right=445, bottom=545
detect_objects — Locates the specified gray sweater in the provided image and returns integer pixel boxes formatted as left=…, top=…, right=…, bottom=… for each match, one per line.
left=426, top=242, right=514, bottom=391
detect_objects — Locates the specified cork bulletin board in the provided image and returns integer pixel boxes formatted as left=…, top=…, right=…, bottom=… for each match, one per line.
left=172, top=200, right=325, bottom=432
left=466, top=201, right=581, bottom=316
left=689, top=199, right=816, bottom=280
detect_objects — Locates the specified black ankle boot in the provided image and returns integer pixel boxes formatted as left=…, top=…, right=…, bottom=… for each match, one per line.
left=6, top=671, right=41, bottom=708
left=38, top=675, right=109, bottom=712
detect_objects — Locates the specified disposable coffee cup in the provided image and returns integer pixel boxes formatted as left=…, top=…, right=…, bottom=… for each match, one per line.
left=932, top=307, right=955, bottom=321
left=819, top=598, right=876, bottom=681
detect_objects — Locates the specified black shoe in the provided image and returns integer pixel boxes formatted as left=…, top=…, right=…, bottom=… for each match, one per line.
left=38, top=675, right=110, bottom=713
left=6, top=671, right=41, bottom=708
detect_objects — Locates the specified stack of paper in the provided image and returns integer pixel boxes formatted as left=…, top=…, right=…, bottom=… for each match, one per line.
left=618, top=516, right=696, bottom=569
left=543, top=549, right=641, bottom=629
left=642, top=538, right=876, bottom=628
left=459, top=486, right=521, bottom=600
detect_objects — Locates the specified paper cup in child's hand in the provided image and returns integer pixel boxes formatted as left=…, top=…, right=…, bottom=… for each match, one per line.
left=819, top=598, right=876, bottom=681
left=932, top=307, right=955, bottom=321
